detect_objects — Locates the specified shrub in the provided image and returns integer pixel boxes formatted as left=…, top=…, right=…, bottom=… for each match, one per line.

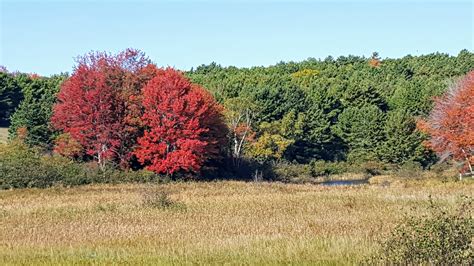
left=0, top=140, right=99, bottom=188
left=0, top=141, right=62, bottom=189
left=90, top=167, right=160, bottom=184
left=355, top=160, right=387, bottom=176
left=396, top=160, right=423, bottom=178
left=429, top=162, right=461, bottom=180
left=273, top=163, right=311, bottom=182
left=309, top=160, right=348, bottom=177
left=0, top=141, right=162, bottom=189
left=41, top=155, right=89, bottom=186
left=123, top=169, right=162, bottom=183
left=369, top=196, right=474, bottom=264
left=141, top=186, right=186, bottom=210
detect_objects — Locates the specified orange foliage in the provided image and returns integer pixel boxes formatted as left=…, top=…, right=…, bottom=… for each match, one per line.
left=54, top=133, right=83, bottom=158
left=368, top=58, right=381, bottom=68
left=16, top=127, right=28, bottom=142
left=235, top=123, right=256, bottom=143
left=417, top=71, right=474, bottom=172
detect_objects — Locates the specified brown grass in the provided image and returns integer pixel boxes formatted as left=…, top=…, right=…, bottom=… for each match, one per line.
left=0, top=127, right=8, bottom=143
left=0, top=180, right=472, bottom=265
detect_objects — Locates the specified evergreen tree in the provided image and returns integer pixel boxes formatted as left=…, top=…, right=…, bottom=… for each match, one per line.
left=333, top=105, right=385, bottom=162
left=9, top=75, right=66, bottom=147
left=0, top=72, right=23, bottom=126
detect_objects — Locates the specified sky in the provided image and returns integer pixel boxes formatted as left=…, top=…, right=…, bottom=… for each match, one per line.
left=0, top=0, right=473, bottom=76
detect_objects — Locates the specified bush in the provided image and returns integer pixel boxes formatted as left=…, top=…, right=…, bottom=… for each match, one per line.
left=0, top=140, right=97, bottom=188
left=369, top=196, right=474, bottom=264
left=57, top=163, right=163, bottom=187
left=41, top=155, right=90, bottom=186
left=309, top=160, right=348, bottom=177
left=141, top=186, right=186, bottom=210
left=396, top=160, right=423, bottom=178
left=0, top=141, right=162, bottom=189
left=273, top=163, right=311, bottom=182
left=85, top=165, right=161, bottom=185
left=355, top=160, right=388, bottom=176
left=0, top=141, right=62, bottom=188
left=429, top=162, right=460, bottom=180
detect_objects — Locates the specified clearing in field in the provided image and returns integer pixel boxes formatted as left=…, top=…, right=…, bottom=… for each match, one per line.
left=0, top=180, right=472, bottom=264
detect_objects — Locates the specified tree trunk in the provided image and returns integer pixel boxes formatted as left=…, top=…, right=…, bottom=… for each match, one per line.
left=97, top=144, right=107, bottom=172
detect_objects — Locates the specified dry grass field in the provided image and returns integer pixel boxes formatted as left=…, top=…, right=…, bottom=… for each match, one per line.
left=0, top=180, right=472, bottom=265
left=0, top=127, right=8, bottom=143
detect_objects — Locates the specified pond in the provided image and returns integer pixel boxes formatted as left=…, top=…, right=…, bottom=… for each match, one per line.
left=320, top=179, right=369, bottom=186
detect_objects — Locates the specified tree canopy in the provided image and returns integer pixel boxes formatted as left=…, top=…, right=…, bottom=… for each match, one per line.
left=2, top=49, right=474, bottom=175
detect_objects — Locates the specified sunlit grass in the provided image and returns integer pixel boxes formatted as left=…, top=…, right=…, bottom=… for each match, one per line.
left=0, top=127, right=8, bottom=143
left=0, top=180, right=472, bottom=264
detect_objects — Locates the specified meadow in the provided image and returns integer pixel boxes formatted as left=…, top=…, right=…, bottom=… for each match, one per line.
left=0, top=178, right=472, bottom=265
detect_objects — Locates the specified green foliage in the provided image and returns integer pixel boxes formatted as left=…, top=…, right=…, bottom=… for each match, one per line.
left=279, top=110, right=305, bottom=140
left=88, top=166, right=159, bottom=184
left=272, top=163, right=312, bottom=182
left=9, top=74, right=66, bottom=147
left=273, top=160, right=353, bottom=181
left=250, top=84, right=306, bottom=123
left=4, top=50, right=473, bottom=174
left=396, top=160, right=423, bottom=178
left=0, top=140, right=64, bottom=188
left=0, top=140, right=159, bottom=189
left=299, top=86, right=343, bottom=161
left=0, top=72, right=23, bottom=126
left=355, top=160, right=389, bottom=176
left=309, top=160, right=348, bottom=177
left=388, top=78, right=445, bottom=116
left=187, top=50, right=474, bottom=167
left=370, top=196, right=474, bottom=264
left=379, top=110, right=428, bottom=165
left=333, top=105, right=385, bottom=162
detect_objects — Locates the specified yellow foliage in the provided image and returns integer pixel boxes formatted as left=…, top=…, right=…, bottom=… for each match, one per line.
left=291, top=69, right=320, bottom=79
left=247, top=132, right=294, bottom=160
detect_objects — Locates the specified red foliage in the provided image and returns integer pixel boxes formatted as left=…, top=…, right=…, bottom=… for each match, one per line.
left=134, top=68, right=227, bottom=175
left=51, top=49, right=157, bottom=168
left=418, top=71, right=474, bottom=172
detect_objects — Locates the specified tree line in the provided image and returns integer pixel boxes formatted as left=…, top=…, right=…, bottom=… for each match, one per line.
left=186, top=50, right=473, bottom=170
left=0, top=49, right=473, bottom=178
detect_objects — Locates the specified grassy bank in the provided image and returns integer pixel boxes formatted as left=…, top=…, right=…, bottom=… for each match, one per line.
left=0, top=180, right=472, bottom=265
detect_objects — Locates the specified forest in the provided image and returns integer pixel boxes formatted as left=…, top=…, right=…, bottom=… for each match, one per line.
left=1, top=49, right=473, bottom=184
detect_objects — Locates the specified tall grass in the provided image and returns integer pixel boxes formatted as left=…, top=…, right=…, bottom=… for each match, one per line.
left=0, top=127, right=8, bottom=143
left=0, top=180, right=472, bottom=264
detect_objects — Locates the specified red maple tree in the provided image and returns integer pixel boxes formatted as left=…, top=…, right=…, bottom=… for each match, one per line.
left=51, top=49, right=157, bottom=169
left=134, top=68, right=227, bottom=175
left=418, top=71, right=474, bottom=176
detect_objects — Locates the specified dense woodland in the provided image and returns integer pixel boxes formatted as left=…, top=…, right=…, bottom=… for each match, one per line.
left=1, top=50, right=473, bottom=181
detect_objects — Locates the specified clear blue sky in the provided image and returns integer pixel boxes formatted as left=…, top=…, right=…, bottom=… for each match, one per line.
left=1, top=0, right=473, bottom=76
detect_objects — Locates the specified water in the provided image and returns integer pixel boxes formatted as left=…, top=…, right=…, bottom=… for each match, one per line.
left=320, top=179, right=369, bottom=186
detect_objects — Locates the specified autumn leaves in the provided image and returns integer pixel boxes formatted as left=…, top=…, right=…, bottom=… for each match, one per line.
left=417, top=71, right=474, bottom=176
left=135, top=69, right=227, bottom=174
left=51, top=49, right=226, bottom=175
left=49, top=49, right=474, bottom=177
